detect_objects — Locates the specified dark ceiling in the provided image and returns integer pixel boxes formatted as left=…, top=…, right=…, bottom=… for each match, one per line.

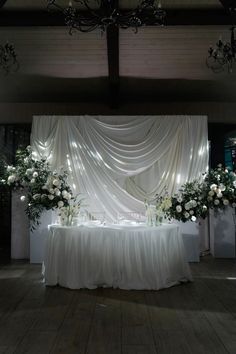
left=0, top=0, right=236, bottom=107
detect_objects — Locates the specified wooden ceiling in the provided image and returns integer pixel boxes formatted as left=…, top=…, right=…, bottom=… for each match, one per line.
left=0, top=0, right=236, bottom=106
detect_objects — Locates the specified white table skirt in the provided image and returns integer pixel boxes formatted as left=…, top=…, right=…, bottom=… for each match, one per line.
left=43, top=223, right=193, bottom=290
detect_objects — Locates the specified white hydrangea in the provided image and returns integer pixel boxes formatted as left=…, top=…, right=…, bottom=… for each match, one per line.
left=184, top=203, right=190, bottom=211
left=190, top=200, right=197, bottom=208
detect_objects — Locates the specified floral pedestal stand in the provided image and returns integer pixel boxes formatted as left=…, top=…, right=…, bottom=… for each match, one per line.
left=11, top=190, right=30, bottom=259
left=174, top=220, right=201, bottom=262
left=209, top=207, right=236, bottom=258
left=30, top=210, right=56, bottom=263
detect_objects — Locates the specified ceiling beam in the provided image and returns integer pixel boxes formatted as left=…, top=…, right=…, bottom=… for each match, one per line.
left=0, top=9, right=233, bottom=27
left=106, top=23, right=119, bottom=108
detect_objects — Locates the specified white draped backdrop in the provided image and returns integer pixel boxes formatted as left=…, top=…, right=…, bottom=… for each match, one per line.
left=31, top=115, right=208, bottom=222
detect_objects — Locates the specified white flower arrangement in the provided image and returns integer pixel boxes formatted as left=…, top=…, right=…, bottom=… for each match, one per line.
left=58, top=195, right=84, bottom=226
left=0, top=146, right=74, bottom=229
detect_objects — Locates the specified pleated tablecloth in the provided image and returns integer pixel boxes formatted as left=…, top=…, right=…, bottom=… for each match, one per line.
left=43, top=223, right=193, bottom=290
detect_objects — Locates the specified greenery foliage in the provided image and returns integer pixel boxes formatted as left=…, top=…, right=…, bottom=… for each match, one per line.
left=0, top=146, right=74, bottom=229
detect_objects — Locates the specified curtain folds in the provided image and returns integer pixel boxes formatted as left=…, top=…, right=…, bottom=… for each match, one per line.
left=31, top=115, right=208, bottom=222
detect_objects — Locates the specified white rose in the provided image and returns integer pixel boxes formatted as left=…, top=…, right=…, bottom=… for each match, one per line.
left=55, top=189, right=61, bottom=196
left=176, top=205, right=182, bottom=213
left=20, top=195, right=26, bottom=202
left=219, top=184, right=226, bottom=192
left=210, top=184, right=217, bottom=191
left=202, top=205, right=207, bottom=210
left=49, top=188, right=55, bottom=194
left=33, top=171, right=38, bottom=178
left=7, top=165, right=14, bottom=172
left=177, top=196, right=182, bottom=203
left=217, top=192, right=223, bottom=198
left=7, top=175, right=16, bottom=183
left=48, top=195, right=54, bottom=200
left=214, top=199, right=220, bottom=205
left=66, top=193, right=72, bottom=200
left=26, top=145, right=32, bottom=152
left=53, top=179, right=60, bottom=186
left=58, top=201, right=64, bottom=207
left=41, top=194, right=47, bottom=199
left=232, top=202, right=236, bottom=208
left=26, top=168, right=33, bottom=176
left=42, top=185, right=47, bottom=190
left=191, top=216, right=197, bottom=222
left=24, top=157, right=29, bottom=164
left=223, top=199, right=229, bottom=206
left=30, top=178, right=35, bottom=184
left=189, top=210, right=194, bottom=215
left=207, top=196, right=213, bottom=201
left=33, top=194, right=41, bottom=200
left=208, top=191, right=214, bottom=197
left=62, top=190, right=68, bottom=197
left=184, top=212, right=190, bottom=219
left=184, top=203, right=190, bottom=211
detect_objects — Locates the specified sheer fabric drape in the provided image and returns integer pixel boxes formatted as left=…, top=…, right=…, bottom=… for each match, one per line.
left=31, top=115, right=208, bottom=222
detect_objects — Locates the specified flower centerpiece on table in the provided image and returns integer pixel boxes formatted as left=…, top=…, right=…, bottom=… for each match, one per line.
left=144, top=200, right=156, bottom=226
left=168, top=180, right=208, bottom=222
left=144, top=190, right=172, bottom=226
left=58, top=195, right=84, bottom=226
left=155, top=190, right=172, bottom=225
left=203, top=164, right=236, bottom=212
left=0, top=146, right=74, bottom=229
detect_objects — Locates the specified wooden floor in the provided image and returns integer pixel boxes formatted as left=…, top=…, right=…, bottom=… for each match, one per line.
left=0, top=257, right=236, bottom=354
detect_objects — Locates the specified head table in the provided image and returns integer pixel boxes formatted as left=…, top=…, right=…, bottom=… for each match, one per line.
left=43, top=222, right=192, bottom=290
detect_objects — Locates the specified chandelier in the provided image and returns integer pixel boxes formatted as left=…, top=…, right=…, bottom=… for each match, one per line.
left=47, top=0, right=166, bottom=33
left=0, top=42, right=19, bottom=74
left=206, top=27, right=236, bottom=73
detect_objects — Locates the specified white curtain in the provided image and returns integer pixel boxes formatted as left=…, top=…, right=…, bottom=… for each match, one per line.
left=31, top=115, right=208, bottom=222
